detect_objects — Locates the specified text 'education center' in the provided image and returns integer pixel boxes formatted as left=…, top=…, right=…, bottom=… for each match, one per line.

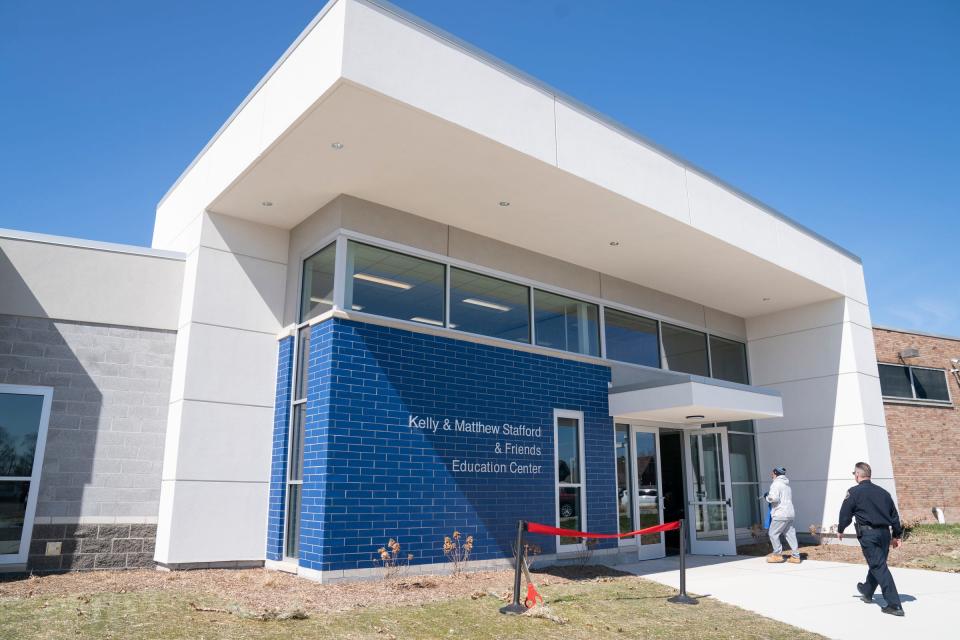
left=2, top=0, right=958, bottom=579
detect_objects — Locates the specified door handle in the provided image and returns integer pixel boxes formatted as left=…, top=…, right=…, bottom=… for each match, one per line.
left=725, top=498, right=731, bottom=507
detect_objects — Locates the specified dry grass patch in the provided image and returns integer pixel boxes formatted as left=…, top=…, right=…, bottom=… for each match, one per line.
left=0, top=567, right=825, bottom=640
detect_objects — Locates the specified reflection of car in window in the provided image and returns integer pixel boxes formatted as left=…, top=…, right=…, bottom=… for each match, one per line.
left=559, top=486, right=577, bottom=518
left=637, top=486, right=658, bottom=506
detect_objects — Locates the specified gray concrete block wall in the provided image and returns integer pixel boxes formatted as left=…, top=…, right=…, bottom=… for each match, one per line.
left=0, top=314, right=175, bottom=521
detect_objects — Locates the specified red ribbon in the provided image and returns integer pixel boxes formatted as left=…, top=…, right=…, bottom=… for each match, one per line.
left=525, top=519, right=681, bottom=539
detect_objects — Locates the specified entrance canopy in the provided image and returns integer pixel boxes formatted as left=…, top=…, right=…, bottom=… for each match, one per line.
left=609, top=365, right=783, bottom=425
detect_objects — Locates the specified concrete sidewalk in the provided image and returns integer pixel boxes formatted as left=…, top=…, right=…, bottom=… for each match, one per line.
left=619, top=555, right=960, bottom=639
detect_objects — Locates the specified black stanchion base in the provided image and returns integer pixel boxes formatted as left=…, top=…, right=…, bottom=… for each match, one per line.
left=667, top=593, right=698, bottom=605
left=499, top=603, right=528, bottom=615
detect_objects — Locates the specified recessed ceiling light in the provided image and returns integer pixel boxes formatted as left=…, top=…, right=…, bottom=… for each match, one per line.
left=762, top=297, right=772, bottom=302
left=609, top=241, right=620, bottom=246
left=685, top=415, right=705, bottom=420
left=499, top=201, right=510, bottom=207
left=462, top=298, right=511, bottom=312
left=261, top=201, right=273, bottom=207
left=331, top=142, right=344, bottom=150
left=353, top=273, right=413, bottom=290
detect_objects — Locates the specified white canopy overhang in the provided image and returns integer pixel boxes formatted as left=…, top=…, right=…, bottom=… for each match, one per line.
left=608, top=366, right=783, bottom=425
left=155, top=0, right=865, bottom=319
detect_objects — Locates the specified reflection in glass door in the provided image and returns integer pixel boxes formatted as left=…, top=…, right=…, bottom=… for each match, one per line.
left=685, top=427, right=736, bottom=555
left=614, top=424, right=665, bottom=560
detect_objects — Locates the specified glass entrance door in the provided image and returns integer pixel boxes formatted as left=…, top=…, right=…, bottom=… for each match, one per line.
left=614, top=424, right=665, bottom=560
left=684, top=427, right=736, bottom=555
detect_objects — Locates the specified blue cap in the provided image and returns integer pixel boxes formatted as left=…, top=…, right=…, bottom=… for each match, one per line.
left=773, top=467, right=787, bottom=476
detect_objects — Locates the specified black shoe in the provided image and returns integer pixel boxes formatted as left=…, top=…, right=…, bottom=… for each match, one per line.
left=881, top=605, right=905, bottom=617
left=856, top=583, right=873, bottom=603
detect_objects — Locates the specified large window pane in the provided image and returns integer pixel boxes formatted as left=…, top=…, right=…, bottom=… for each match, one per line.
left=299, top=243, right=336, bottom=322
left=635, top=432, right=660, bottom=545
left=556, top=418, right=580, bottom=484
left=719, top=420, right=754, bottom=434
left=534, top=290, right=599, bottom=356
left=604, top=308, right=660, bottom=367
left=709, top=336, right=749, bottom=384
left=0, top=393, right=44, bottom=477
left=288, top=405, right=305, bottom=482
left=879, top=364, right=913, bottom=398
left=449, top=268, right=530, bottom=342
left=614, top=426, right=634, bottom=536
left=912, top=368, right=950, bottom=402
left=345, top=242, right=445, bottom=327
left=0, top=481, right=30, bottom=555
left=661, top=323, right=709, bottom=376
left=558, top=486, right=581, bottom=545
left=732, top=483, right=761, bottom=529
left=728, top=434, right=758, bottom=484
left=284, top=484, right=301, bottom=559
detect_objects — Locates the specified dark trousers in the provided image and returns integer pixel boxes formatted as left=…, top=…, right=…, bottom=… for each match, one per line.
left=859, top=528, right=900, bottom=607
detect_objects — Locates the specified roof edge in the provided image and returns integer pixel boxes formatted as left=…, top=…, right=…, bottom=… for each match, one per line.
left=0, top=227, right=186, bottom=261
left=873, top=325, right=960, bottom=344
left=157, top=0, right=862, bottom=265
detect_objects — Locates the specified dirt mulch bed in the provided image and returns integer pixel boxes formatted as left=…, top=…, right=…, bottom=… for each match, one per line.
left=739, top=527, right=960, bottom=572
left=0, top=564, right=629, bottom=614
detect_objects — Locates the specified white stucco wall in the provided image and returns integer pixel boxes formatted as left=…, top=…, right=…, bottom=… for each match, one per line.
left=0, top=231, right=183, bottom=330
left=747, top=296, right=895, bottom=531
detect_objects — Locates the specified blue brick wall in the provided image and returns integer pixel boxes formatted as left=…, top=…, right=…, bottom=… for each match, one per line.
left=299, top=321, right=335, bottom=569
left=266, top=335, right=294, bottom=561
left=296, top=318, right=615, bottom=573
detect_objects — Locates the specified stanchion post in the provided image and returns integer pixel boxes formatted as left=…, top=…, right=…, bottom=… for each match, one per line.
left=500, top=519, right=528, bottom=614
left=668, top=519, right=698, bottom=605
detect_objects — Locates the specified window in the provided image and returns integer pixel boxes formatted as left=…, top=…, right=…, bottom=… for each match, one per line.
left=661, top=323, right=709, bottom=376
left=912, top=367, right=951, bottom=402
left=449, top=268, right=530, bottom=342
left=879, top=364, right=951, bottom=403
left=534, top=290, right=599, bottom=356
left=555, top=412, right=585, bottom=547
left=614, top=426, right=634, bottom=540
left=604, top=308, right=660, bottom=368
left=299, top=242, right=336, bottom=322
left=345, top=241, right=446, bottom=327
left=728, top=433, right=760, bottom=530
left=284, top=326, right=310, bottom=561
left=709, top=336, right=749, bottom=384
left=0, top=385, right=52, bottom=564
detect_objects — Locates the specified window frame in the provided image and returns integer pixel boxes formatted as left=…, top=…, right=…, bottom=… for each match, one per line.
left=879, top=363, right=953, bottom=405
left=298, top=230, right=751, bottom=381
left=553, top=409, right=587, bottom=553
left=0, top=384, right=54, bottom=565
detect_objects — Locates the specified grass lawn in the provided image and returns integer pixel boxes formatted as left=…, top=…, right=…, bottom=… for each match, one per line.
left=0, top=567, right=824, bottom=640
left=739, top=522, right=960, bottom=572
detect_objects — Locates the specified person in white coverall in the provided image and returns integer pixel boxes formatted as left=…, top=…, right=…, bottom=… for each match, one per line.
left=766, top=466, right=801, bottom=564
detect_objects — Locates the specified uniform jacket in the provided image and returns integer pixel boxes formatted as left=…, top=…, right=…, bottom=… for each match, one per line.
left=766, top=475, right=795, bottom=520
left=838, top=480, right=903, bottom=538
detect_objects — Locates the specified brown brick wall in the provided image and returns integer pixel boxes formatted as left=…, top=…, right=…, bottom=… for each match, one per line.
left=874, top=328, right=960, bottom=523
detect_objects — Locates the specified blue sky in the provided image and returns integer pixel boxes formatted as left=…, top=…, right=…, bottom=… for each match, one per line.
left=1, top=1, right=957, bottom=335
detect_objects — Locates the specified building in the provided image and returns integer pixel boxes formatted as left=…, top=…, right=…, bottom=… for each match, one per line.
left=874, top=327, right=960, bottom=523
left=1, top=0, right=895, bottom=579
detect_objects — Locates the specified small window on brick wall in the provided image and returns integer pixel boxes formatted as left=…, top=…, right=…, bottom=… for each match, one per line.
left=878, top=363, right=951, bottom=403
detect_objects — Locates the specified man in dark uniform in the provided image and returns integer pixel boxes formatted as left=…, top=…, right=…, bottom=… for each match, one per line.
left=837, top=461, right=905, bottom=617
